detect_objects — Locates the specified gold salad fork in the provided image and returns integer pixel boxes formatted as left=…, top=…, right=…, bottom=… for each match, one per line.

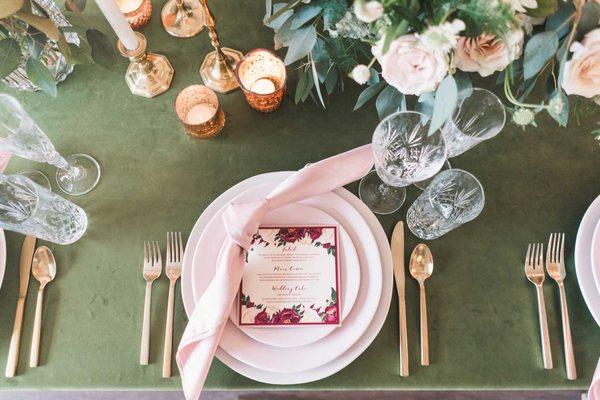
left=524, top=243, right=552, bottom=369
left=140, top=241, right=161, bottom=365
left=546, top=232, right=577, bottom=380
left=163, top=232, right=183, bottom=378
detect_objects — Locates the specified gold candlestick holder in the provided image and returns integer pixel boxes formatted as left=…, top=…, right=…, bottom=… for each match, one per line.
left=198, top=0, right=243, bottom=93
left=161, top=0, right=204, bottom=38
left=117, top=32, right=174, bottom=98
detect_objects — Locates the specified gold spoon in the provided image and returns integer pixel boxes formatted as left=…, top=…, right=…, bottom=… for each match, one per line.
left=409, top=244, right=434, bottom=366
left=30, top=246, right=56, bottom=367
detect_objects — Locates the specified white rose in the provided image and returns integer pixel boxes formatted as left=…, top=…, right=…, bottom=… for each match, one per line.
left=350, top=64, right=371, bottom=85
left=353, top=0, right=384, bottom=23
left=318, top=228, right=335, bottom=245
left=301, top=307, right=323, bottom=323
left=454, top=29, right=524, bottom=77
left=258, top=228, right=278, bottom=245
left=561, top=28, right=600, bottom=99
left=372, top=34, right=449, bottom=95
left=241, top=306, right=261, bottom=324
left=417, top=19, right=466, bottom=53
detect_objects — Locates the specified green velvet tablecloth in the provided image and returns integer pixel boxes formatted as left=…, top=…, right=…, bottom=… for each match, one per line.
left=0, top=0, right=599, bottom=392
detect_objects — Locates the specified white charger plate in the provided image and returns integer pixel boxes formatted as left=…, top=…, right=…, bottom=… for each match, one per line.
left=197, top=200, right=361, bottom=348
left=575, top=194, right=600, bottom=326
left=181, top=172, right=393, bottom=384
left=0, top=229, right=5, bottom=289
left=189, top=180, right=382, bottom=373
left=590, top=216, right=600, bottom=313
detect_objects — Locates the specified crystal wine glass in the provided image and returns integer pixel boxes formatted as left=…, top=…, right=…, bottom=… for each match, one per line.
left=406, top=169, right=485, bottom=240
left=0, top=173, right=87, bottom=244
left=0, top=94, right=101, bottom=196
left=359, top=111, right=447, bottom=214
left=442, top=88, right=506, bottom=157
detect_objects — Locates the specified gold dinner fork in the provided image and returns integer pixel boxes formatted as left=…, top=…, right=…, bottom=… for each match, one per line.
left=524, top=243, right=552, bottom=369
left=546, top=232, right=577, bottom=380
left=163, top=232, right=183, bottom=378
left=140, top=241, right=161, bottom=365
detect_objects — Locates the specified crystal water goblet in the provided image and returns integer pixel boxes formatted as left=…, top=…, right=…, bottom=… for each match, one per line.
left=442, top=88, right=506, bottom=158
left=406, top=169, right=485, bottom=240
left=359, top=111, right=447, bottom=214
left=0, top=94, right=101, bottom=196
left=413, top=160, right=452, bottom=191
left=0, top=173, right=88, bottom=244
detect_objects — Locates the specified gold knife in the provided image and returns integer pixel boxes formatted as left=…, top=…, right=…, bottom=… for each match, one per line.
left=5, top=235, right=36, bottom=377
left=391, top=221, right=409, bottom=377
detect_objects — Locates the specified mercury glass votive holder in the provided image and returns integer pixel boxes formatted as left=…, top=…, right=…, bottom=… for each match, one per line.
left=117, top=0, right=152, bottom=30
left=235, top=49, right=287, bottom=113
left=175, top=85, right=225, bottom=139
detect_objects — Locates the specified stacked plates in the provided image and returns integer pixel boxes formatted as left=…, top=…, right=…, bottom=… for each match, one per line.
left=575, top=194, right=600, bottom=326
left=181, top=172, right=393, bottom=384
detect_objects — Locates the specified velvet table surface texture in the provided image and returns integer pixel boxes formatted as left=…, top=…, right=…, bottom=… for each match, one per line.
left=0, top=0, right=599, bottom=391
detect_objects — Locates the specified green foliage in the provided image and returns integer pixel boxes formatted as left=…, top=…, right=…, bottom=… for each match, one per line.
left=25, top=57, right=56, bottom=97
left=456, top=0, right=516, bottom=38
left=0, top=38, right=20, bottom=78
left=523, top=32, right=558, bottom=80
left=525, top=0, right=557, bottom=18
left=429, top=75, right=457, bottom=135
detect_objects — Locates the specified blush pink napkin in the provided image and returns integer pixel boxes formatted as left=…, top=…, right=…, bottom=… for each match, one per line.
left=176, top=144, right=374, bottom=399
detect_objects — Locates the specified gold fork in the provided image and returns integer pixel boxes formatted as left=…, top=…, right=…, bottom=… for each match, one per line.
left=524, top=243, right=552, bottom=369
left=163, top=232, right=183, bottom=378
left=546, top=232, right=577, bottom=380
left=140, top=241, right=161, bottom=365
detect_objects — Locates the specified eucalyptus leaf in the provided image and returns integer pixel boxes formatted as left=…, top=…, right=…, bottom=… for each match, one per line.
left=265, top=3, right=293, bottom=31
left=325, top=67, right=337, bottom=95
left=295, top=69, right=313, bottom=104
left=25, top=26, right=47, bottom=59
left=26, top=57, right=57, bottom=97
left=311, top=60, right=325, bottom=108
left=454, top=72, right=472, bottom=98
left=376, top=85, right=404, bottom=120
left=0, top=0, right=24, bottom=18
left=577, top=2, right=600, bottom=37
left=321, top=0, right=347, bottom=30
left=284, top=25, right=317, bottom=65
left=311, top=37, right=329, bottom=82
left=416, top=92, right=434, bottom=117
left=523, top=31, right=558, bottom=80
left=545, top=2, right=574, bottom=38
left=264, top=0, right=299, bottom=26
left=367, top=68, right=379, bottom=85
left=290, top=4, right=321, bottom=29
left=86, top=28, right=117, bottom=70
left=274, top=16, right=295, bottom=49
left=15, top=11, right=60, bottom=40
left=0, top=38, right=21, bottom=78
left=429, top=75, right=457, bottom=135
left=353, top=81, right=385, bottom=111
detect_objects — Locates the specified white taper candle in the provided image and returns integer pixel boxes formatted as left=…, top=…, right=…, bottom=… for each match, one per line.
left=94, top=0, right=139, bottom=51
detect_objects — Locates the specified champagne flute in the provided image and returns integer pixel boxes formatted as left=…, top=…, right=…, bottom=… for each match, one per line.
left=0, top=94, right=101, bottom=196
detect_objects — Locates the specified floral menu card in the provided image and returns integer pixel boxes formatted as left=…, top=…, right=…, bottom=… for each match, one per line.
left=239, top=226, right=340, bottom=327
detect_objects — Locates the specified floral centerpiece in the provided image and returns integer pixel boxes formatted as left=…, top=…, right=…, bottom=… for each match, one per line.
left=263, top=0, right=600, bottom=138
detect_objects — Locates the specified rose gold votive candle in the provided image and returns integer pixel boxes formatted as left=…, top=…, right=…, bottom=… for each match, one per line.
left=235, top=48, right=287, bottom=113
left=175, top=85, right=225, bottom=139
left=117, top=0, right=152, bottom=30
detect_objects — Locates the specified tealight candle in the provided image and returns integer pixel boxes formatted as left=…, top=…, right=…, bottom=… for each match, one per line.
left=249, top=78, right=276, bottom=95
left=175, top=85, right=225, bottom=139
left=117, top=0, right=152, bottom=30
left=185, top=103, right=217, bottom=125
left=235, top=48, right=287, bottom=113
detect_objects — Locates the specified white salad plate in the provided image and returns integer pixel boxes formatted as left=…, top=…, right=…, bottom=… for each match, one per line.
left=189, top=180, right=382, bottom=373
left=181, top=171, right=393, bottom=383
left=197, top=198, right=361, bottom=348
left=575, top=194, right=600, bottom=326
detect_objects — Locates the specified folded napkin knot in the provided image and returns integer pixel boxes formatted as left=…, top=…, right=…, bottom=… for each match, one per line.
left=222, top=198, right=270, bottom=250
